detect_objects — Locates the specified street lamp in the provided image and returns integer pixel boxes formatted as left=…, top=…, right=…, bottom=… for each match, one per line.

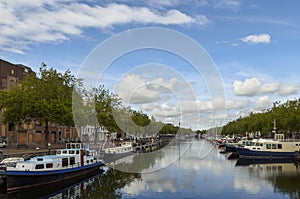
left=47, top=142, right=51, bottom=155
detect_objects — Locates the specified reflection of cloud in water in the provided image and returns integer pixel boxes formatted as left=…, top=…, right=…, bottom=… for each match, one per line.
left=233, top=167, right=267, bottom=194
left=123, top=169, right=179, bottom=196
left=122, top=140, right=238, bottom=196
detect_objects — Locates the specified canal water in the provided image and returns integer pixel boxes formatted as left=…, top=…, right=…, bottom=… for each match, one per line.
left=2, top=139, right=300, bottom=199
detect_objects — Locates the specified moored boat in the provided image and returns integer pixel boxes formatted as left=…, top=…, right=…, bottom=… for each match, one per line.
left=0, top=143, right=105, bottom=192
left=101, top=141, right=135, bottom=163
left=235, top=140, right=300, bottom=159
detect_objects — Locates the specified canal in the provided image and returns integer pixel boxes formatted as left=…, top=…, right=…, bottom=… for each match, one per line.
left=2, top=139, right=300, bottom=199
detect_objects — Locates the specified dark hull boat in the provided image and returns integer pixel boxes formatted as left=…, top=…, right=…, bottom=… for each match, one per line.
left=0, top=143, right=105, bottom=192
left=235, top=146, right=295, bottom=160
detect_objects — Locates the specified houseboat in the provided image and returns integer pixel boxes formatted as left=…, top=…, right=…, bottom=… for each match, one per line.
left=101, top=141, right=135, bottom=163
left=235, top=139, right=300, bottom=159
left=0, top=143, right=105, bottom=192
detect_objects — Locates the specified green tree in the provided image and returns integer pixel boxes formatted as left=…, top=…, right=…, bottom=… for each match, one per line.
left=1, top=64, right=77, bottom=144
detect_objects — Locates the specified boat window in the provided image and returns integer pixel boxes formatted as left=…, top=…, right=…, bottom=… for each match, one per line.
left=255, top=143, right=259, bottom=146
left=267, top=144, right=271, bottom=149
left=69, top=157, right=75, bottom=165
left=62, top=158, right=68, bottom=167
left=57, top=151, right=61, bottom=154
left=272, top=144, right=277, bottom=149
left=69, top=150, right=75, bottom=154
left=296, top=144, right=299, bottom=146
left=260, top=143, right=263, bottom=147
left=76, top=150, right=79, bottom=154
left=37, top=158, right=43, bottom=161
left=278, top=144, right=282, bottom=149
left=62, top=150, right=68, bottom=154
left=35, top=164, right=44, bottom=169
left=46, top=163, right=53, bottom=168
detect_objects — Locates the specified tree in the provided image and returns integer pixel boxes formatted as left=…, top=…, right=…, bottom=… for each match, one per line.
left=1, top=64, right=78, bottom=144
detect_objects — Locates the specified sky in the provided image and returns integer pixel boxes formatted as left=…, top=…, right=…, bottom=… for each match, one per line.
left=0, top=0, right=300, bottom=131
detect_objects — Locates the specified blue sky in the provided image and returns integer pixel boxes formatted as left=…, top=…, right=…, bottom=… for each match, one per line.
left=1, top=0, right=299, bottom=130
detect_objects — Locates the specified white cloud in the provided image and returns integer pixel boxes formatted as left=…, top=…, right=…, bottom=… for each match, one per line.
left=232, top=77, right=299, bottom=97
left=0, top=1, right=205, bottom=54
left=233, top=77, right=262, bottom=96
left=213, top=0, right=241, bottom=10
left=255, top=96, right=272, bottom=111
left=260, top=82, right=280, bottom=93
left=279, top=84, right=300, bottom=96
left=241, top=33, right=271, bottom=44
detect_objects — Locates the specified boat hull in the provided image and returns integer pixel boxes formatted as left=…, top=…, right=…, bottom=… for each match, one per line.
left=236, top=147, right=294, bottom=159
left=2, top=161, right=104, bottom=192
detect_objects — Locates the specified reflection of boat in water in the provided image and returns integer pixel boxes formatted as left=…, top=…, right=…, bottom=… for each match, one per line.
left=235, top=157, right=294, bottom=166
left=0, top=143, right=105, bottom=192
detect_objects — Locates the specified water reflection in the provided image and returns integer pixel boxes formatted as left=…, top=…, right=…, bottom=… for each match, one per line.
left=236, top=158, right=300, bottom=199
left=1, top=140, right=300, bottom=198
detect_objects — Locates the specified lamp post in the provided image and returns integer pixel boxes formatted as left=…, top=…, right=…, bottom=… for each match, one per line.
left=47, top=142, right=51, bottom=155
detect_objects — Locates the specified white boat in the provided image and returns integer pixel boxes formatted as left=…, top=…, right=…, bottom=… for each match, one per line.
left=0, top=157, right=24, bottom=167
left=0, top=143, right=105, bottom=192
left=101, top=142, right=135, bottom=163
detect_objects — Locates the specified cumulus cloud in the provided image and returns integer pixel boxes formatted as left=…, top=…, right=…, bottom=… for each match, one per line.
left=241, top=33, right=271, bottom=44
left=115, top=74, right=191, bottom=105
left=233, top=77, right=300, bottom=97
left=0, top=1, right=206, bottom=54
left=279, top=84, right=300, bottom=96
left=255, top=96, right=272, bottom=111
left=233, top=77, right=262, bottom=96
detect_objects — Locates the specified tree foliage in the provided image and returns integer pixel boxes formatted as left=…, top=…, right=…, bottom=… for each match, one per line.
left=222, top=99, right=300, bottom=137
left=1, top=65, right=77, bottom=143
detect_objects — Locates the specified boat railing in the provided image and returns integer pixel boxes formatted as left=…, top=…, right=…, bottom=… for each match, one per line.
left=276, top=139, right=300, bottom=142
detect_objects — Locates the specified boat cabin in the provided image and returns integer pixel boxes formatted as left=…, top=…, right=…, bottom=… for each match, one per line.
left=8, top=143, right=99, bottom=171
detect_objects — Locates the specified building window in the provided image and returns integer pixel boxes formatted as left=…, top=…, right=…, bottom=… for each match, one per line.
left=10, top=80, right=15, bottom=88
left=1, top=78, right=7, bottom=89
left=11, top=69, right=14, bottom=75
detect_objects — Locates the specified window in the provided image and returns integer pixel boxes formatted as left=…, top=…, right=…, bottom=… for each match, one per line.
left=11, top=69, right=14, bottom=75
left=69, top=157, right=75, bottom=165
left=62, top=158, right=68, bottom=167
left=272, top=144, right=277, bottom=149
left=46, top=163, right=53, bottom=168
left=1, top=78, right=7, bottom=89
left=267, top=144, right=271, bottom=149
left=69, top=150, right=75, bottom=154
left=278, top=144, right=282, bottom=149
left=62, top=150, right=67, bottom=154
left=35, top=164, right=44, bottom=169
left=10, top=80, right=15, bottom=88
